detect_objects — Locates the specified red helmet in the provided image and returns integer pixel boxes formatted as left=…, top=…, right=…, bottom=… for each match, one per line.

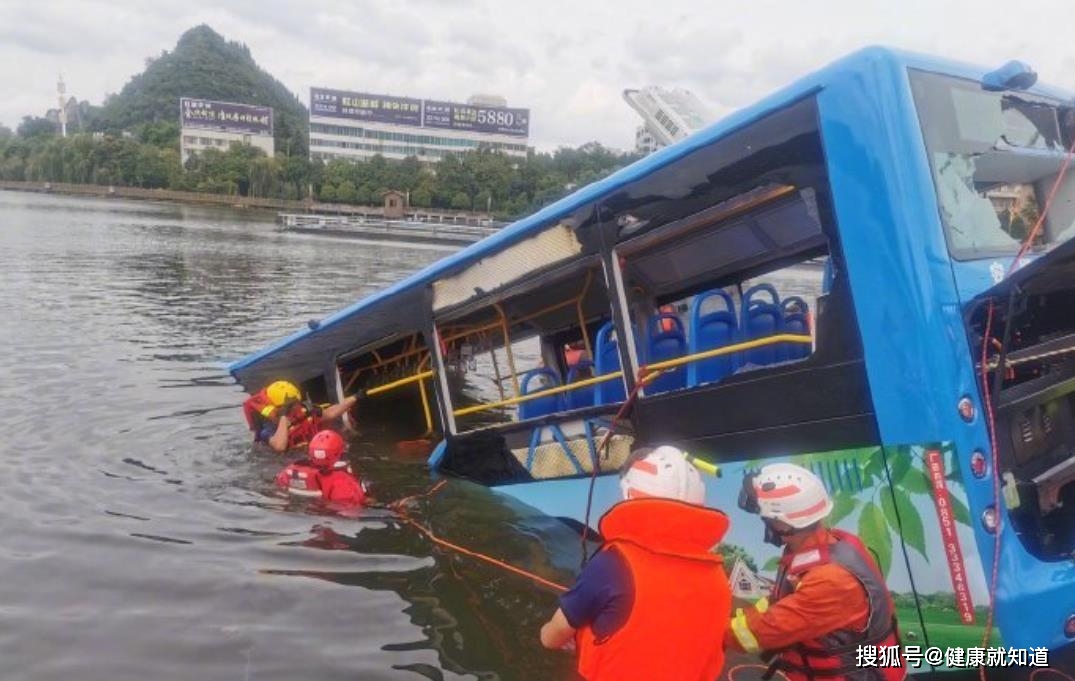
left=308, top=430, right=346, bottom=469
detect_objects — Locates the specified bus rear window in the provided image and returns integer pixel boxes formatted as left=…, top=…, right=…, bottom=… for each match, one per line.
left=909, top=70, right=1075, bottom=260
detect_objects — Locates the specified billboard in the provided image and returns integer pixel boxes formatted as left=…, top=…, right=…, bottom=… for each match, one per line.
left=423, top=100, right=529, bottom=137
left=310, top=88, right=530, bottom=138
left=180, top=98, right=273, bottom=135
left=310, top=88, right=422, bottom=126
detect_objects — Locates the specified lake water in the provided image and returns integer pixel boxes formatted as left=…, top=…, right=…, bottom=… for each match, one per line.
left=0, top=191, right=580, bottom=681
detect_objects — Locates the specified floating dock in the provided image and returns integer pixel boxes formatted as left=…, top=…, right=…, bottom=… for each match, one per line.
left=277, top=213, right=502, bottom=248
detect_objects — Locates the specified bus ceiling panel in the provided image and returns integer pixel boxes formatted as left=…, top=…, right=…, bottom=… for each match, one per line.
left=625, top=191, right=825, bottom=297
left=970, top=149, right=1071, bottom=185
left=432, top=222, right=584, bottom=314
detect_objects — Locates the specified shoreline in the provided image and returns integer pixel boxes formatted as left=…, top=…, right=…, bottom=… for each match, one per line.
left=0, top=180, right=498, bottom=224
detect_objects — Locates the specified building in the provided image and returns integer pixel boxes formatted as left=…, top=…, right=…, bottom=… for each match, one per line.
left=728, top=557, right=775, bottom=601
left=309, top=89, right=530, bottom=163
left=623, top=86, right=713, bottom=155
left=179, top=98, right=274, bottom=164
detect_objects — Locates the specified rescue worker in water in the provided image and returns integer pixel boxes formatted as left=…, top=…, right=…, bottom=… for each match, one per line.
left=728, top=463, right=906, bottom=681
left=275, top=430, right=367, bottom=507
left=242, top=380, right=362, bottom=453
left=539, top=445, right=732, bottom=681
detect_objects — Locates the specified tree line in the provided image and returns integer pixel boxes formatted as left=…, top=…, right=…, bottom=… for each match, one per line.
left=0, top=120, right=640, bottom=218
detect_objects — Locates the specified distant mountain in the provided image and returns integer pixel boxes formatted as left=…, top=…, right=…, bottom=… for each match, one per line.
left=94, top=25, right=308, bottom=156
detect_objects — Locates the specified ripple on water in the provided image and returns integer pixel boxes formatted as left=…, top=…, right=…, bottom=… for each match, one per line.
left=0, top=191, right=576, bottom=681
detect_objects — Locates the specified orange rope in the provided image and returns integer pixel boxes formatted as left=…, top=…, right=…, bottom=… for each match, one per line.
left=390, top=479, right=569, bottom=593
left=1029, top=670, right=1075, bottom=681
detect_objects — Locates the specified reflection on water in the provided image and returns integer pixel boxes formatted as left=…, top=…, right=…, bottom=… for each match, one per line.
left=0, top=191, right=577, bottom=681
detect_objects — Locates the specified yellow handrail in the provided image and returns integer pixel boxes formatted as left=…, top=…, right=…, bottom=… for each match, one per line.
left=452, top=333, right=813, bottom=418
left=365, top=370, right=435, bottom=397
left=453, top=370, right=625, bottom=416
left=643, top=333, right=812, bottom=373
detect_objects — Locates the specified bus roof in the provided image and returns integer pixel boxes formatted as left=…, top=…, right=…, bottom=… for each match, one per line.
left=226, top=46, right=1071, bottom=390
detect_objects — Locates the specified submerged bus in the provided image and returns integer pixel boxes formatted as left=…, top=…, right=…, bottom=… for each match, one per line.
left=229, top=47, right=1075, bottom=675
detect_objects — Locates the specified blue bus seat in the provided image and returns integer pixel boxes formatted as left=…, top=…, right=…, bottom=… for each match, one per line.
left=741, top=283, right=783, bottom=366
left=688, top=289, right=739, bottom=387
left=782, top=296, right=811, bottom=361
left=565, top=359, right=596, bottom=410
left=646, top=313, right=687, bottom=393
left=594, top=321, right=627, bottom=404
left=519, top=367, right=564, bottom=419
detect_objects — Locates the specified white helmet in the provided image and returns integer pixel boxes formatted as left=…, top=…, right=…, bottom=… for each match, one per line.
left=620, top=445, right=706, bottom=505
left=751, top=462, right=832, bottom=529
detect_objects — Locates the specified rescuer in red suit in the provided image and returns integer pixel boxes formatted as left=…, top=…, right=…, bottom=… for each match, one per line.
left=275, top=430, right=367, bottom=507
left=728, top=463, right=905, bottom=681
left=242, top=380, right=361, bottom=453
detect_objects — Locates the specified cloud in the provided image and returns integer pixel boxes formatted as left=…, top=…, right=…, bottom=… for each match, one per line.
left=0, top=0, right=1072, bottom=152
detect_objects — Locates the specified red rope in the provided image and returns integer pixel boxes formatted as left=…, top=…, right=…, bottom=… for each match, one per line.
left=392, top=480, right=568, bottom=592
left=976, top=121, right=1075, bottom=681
left=979, top=301, right=1002, bottom=681
left=1010, top=134, right=1075, bottom=273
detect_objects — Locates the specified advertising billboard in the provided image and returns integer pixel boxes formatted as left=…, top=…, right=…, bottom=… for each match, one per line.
left=180, top=98, right=273, bottom=135
left=310, top=88, right=530, bottom=138
left=422, top=100, right=529, bottom=138
left=310, top=88, right=422, bottom=126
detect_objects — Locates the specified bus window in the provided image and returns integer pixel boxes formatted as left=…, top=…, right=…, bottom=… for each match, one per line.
left=336, top=332, right=439, bottom=442
left=599, top=96, right=879, bottom=461
left=910, top=70, right=1075, bottom=259
left=435, top=261, right=618, bottom=432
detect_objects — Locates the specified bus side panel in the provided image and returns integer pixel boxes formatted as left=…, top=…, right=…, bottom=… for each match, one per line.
left=880, top=444, right=1000, bottom=668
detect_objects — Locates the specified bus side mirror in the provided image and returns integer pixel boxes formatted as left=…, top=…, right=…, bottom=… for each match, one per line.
left=982, top=60, right=1038, bottom=92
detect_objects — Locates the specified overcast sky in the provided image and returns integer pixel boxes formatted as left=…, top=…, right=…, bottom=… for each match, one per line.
left=0, top=0, right=1072, bottom=151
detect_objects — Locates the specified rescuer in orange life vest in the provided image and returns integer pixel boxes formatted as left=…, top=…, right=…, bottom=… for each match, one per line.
left=539, top=445, right=732, bottom=681
left=728, top=463, right=906, bottom=681
left=242, top=380, right=362, bottom=453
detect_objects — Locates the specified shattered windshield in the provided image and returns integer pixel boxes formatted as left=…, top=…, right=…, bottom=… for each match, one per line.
left=910, top=70, right=1075, bottom=260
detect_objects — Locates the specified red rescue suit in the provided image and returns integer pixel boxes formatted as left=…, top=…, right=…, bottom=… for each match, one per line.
left=275, top=460, right=367, bottom=506
left=575, top=498, right=732, bottom=681
left=242, top=388, right=321, bottom=450
left=734, top=528, right=905, bottom=681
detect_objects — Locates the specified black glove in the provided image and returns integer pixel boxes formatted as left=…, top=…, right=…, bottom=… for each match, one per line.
left=302, top=396, right=322, bottom=418
left=277, top=398, right=299, bottom=421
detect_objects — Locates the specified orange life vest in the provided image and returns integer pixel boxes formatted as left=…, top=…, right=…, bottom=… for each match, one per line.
left=769, top=529, right=906, bottom=681
left=575, top=498, right=732, bottom=681
left=241, top=388, right=321, bottom=450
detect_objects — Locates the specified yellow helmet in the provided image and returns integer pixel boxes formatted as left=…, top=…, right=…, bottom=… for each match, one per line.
left=265, top=380, right=301, bottom=406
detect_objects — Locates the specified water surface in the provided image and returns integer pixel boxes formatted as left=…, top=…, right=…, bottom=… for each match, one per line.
left=0, top=191, right=579, bottom=681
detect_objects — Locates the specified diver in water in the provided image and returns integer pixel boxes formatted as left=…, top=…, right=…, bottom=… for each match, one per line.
left=242, top=380, right=362, bottom=453
left=275, top=430, right=367, bottom=507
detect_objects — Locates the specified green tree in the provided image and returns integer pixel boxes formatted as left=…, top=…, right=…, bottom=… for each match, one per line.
left=451, top=190, right=471, bottom=210
left=336, top=180, right=356, bottom=204
left=410, top=187, right=432, bottom=208
left=319, top=183, right=336, bottom=202
left=17, top=116, right=57, bottom=138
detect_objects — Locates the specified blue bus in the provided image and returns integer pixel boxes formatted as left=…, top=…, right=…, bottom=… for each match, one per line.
left=230, top=47, right=1075, bottom=675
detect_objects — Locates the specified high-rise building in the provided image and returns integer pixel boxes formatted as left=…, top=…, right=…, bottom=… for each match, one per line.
left=308, top=88, right=530, bottom=163
left=623, top=86, right=713, bottom=155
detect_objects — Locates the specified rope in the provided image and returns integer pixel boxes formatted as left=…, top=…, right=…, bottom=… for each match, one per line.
left=580, top=366, right=663, bottom=566
left=1010, top=134, right=1075, bottom=273
left=976, top=124, right=1075, bottom=681
left=979, top=301, right=1002, bottom=681
left=390, top=480, right=568, bottom=593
